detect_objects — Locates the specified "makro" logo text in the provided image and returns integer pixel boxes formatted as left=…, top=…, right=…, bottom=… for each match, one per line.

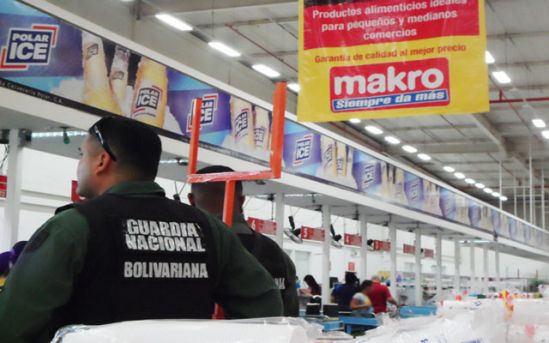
left=0, top=24, right=58, bottom=71
left=330, top=58, right=450, bottom=112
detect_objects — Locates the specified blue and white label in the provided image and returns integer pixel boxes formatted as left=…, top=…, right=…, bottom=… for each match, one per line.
left=294, top=134, right=313, bottom=166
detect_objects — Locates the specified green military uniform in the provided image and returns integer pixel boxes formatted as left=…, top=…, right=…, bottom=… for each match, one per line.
left=0, top=182, right=282, bottom=343
left=230, top=213, right=299, bottom=317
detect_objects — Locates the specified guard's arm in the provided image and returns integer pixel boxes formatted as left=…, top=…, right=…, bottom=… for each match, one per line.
left=0, top=210, right=88, bottom=343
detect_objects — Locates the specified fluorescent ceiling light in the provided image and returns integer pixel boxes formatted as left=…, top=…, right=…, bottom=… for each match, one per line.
left=485, top=51, right=495, bottom=64
left=542, top=130, right=549, bottom=139
left=500, top=196, right=508, bottom=201
left=443, top=166, right=455, bottom=173
left=287, top=82, right=300, bottom=93
left=492, top=70, right=511, bottom=84
left=484, top=188, right=493, bottom=194
left=32, top=130, right=87, bottom=138
left=417, top=153, right=431, bottom=161
left=365, top=125, right=383, bottom=135
left=252, top=64, right=280, bottom=78
left=155, top=13, right=193, bottom=31
left=465, top=178, right=476, bottom=184
left=532, top=119, right=546, bottom=128
left=208, top=41, right=241, bottom=57
left=384, top=136, right=401, bottom=145
left=349, top=118, right=361, bottom=124
left=402, top=145, right=418, bottom=153
left=454, top=172, right=466, bottom=179
left=492, top=192, right=501, bottom=197
left=475, top=183, right=486, bottom=189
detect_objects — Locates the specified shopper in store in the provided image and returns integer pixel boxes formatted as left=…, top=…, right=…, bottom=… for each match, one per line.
left=350, top=280, right=373, bottom=315
left=0, top=251, right=9, bottom=290
left=331, top=271, right=359, bottom=311
left=0, top=116, right=282, bottom=343
left=188, top=165, right=299, bottom=317
left=300, top=274, right=322, bottom=296
left=367, top=275, right=398, bottom=314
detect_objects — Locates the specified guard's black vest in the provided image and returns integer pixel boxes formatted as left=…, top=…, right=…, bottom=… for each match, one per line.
left=53, top=193, right=217, bottom=330
left=237, top=231, right=292, bottom=312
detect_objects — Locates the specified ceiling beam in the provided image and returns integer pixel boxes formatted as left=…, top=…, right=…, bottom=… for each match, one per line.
left=141, top=0, right=295, bottom=16
left=488, top=30, right=549, bottom=41
left=196, top=16, right=298, bottom=30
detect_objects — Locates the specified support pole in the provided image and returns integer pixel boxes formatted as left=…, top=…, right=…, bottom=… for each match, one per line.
left=495, top=245, right=501, bottom=291
left=499, top=161, right=503, bottom=209
left=514, top=178, right=517, bottom=216
left=530, top=141, right=535, bottom=225
left=542, top=169, right=546, bottom=230
left=436, top=232, right=443, bottom=298
left=523, top=179, right=527, bottom=221
left=359, top=213, right=368, bottom=281
left=454, top=239, right=461, bottom=294
left=275, top=192, right=284, bottom=247
left=414, top=229, right=422, bottom=306
left=483, top=245, right=489, bottom=294
left=470, top=244, right=476, bottom=293
left=321, top=205, right=331, bottom=306
left=389, top=224, right=397, bottom=298
left=1, top=129, right=24, bottom=251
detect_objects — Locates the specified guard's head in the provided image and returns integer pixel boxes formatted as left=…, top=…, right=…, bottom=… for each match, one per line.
left=77, top=116, right=162, bottom=199
left=187, top=165, right=244, bottom=216
left=345, top=271, right=358, bottom=285
left=371, top=275, right=381, bottom=282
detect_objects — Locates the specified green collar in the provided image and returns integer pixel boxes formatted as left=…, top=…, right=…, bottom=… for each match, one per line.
left=105, top=181, right=166, bottom=196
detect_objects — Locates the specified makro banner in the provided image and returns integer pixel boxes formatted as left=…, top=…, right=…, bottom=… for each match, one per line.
left=0, top=0, right=544, bottom=250
left=298, top=0, right=489, bottom=122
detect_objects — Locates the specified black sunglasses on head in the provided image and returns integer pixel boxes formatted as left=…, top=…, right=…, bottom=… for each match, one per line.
left=92, top=124, right=117, bottom=161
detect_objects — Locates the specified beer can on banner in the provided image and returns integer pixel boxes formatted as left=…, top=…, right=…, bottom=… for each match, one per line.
left=230, top=96, right=255, bottom=149
left=394, top=167, right=407, bottom=205
left=82, top=32, right=121, bottom=114
left=253, top=105, right=271, bottom=151
left=110, top=46, right=130, bottom=113
left=131, top=57, right=168, bottom=127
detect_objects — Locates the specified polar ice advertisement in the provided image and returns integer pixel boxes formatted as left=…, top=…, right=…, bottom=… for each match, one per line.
left=0, top=0, right=545, bottom=249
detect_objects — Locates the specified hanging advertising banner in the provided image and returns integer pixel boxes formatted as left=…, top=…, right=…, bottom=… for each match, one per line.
left=298, top=0, right=489, bottom=122
left=247, top=217, right=277, bottom=235
left=344, top=233, right=362, bottom=247
left=423, top=248, right=434, bottom=258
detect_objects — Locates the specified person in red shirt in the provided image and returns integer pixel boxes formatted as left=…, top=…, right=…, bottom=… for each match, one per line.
left=366, top=276, right=397, bottom=314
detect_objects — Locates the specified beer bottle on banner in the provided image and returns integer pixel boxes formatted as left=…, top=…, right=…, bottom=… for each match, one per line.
left=320, top=136, right=337, bottom=178
left=109, top=46, right=130, bottom=114
left=82, top=32, right=121, bottom=114
left=335, top=141, right=347, bottom=178
left=253, top=105, right=271, bottom=151
left=345, top=146, right=354, bottom=181
left=230, top=96, right=255, bottom=149
left=130, top=57, right=168, bottom=127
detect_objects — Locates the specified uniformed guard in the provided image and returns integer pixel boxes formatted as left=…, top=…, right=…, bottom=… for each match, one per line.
left=188, top=165, right=299, bottom=317
left=0, top=116, right=282, bottom=343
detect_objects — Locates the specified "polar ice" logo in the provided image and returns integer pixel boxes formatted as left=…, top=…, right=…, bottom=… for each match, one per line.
left=0, top=24, right=59, bottom=71
left=330, top=58, right=450, bottom=112
left=293, top=134, right=313, bottom=166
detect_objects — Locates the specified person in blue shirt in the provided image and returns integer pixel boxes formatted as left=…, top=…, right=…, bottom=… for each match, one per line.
left=331, top=272, right=359, bottom=311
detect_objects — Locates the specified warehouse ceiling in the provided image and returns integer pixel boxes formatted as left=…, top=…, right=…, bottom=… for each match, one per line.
left=123, top=0, right=549, bottom=224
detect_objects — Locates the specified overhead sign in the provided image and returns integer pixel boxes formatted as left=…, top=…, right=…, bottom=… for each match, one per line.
left=423, top=248, right=434, bottom=258
left=344, top=233, right=362, bottom=247
left=403, top=243, right=416, bottom=255
left=298, top=0, right=489, bottom=122
left=372, top=240, right=391, bottom=252
left=301, top=226, right=325, bottom=241
left=247, top=217, right=277, bottom=235
left=0, top=175, right=6, bottom=198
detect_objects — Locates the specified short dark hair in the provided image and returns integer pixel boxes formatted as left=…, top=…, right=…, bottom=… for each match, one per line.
left=345, top=271, right=358, bottom=285
left=360, top=280, right=373, bottom=290
left=88, top=116, right=161, bottom=180
left=191, top=165, right=243, bottom=196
